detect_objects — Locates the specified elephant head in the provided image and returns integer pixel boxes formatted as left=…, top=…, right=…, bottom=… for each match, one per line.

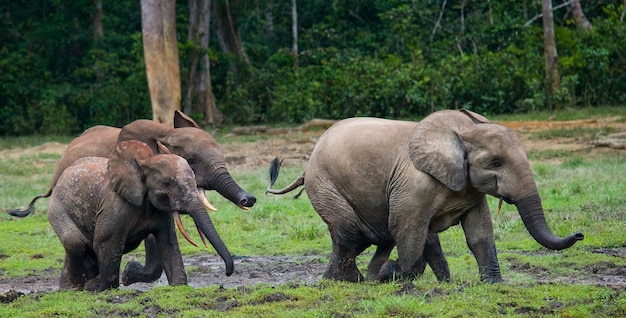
left=108, top=140, right=234, bottom=275
left=117, top=111, right=256, bottom=210
left=409, top=109, right=583, bottom=250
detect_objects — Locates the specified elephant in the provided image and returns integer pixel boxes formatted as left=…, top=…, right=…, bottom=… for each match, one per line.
left=48, top=140, right=232, bottom=291
left=8, top=110, right=256, bottom=285
left=267, top=109, right=584, bottom=283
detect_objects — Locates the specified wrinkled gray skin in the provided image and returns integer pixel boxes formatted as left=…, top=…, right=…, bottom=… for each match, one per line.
left=48, top=141, right=233, bottom=291
left=9, top=111, right=256, bottom=285
left=268, top=109, right=583, bottom=283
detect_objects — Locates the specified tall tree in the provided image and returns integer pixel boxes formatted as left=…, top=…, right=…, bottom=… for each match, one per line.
left=93, top=0, right=103, bottom=41
left=292, top=0, right=298, bottom=58
left=214, top=0, right=249, bottom=82
left=141, top=0, right=181, bottom=126
left=542, top=0, right=560, bottom=110
left=186, top=0, right=223, bottom=125
left=571, top=0, right=591, bottom=30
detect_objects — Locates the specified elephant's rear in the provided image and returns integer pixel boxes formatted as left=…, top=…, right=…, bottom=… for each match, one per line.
left=305, top=118, right=416, bottom=243
left=49, top=157, right=108, bottom=248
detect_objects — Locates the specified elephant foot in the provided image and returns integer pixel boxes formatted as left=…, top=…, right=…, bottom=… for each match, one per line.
left=322, top=261, right=364, bottom=282
left=378, top=260, right=422, bottom=282
left=84, top=278, right=116, bottom=292
left=378, top=260, right=402, bottom=282
left=481, top=274, right=504, bottom=284
left=122, top=261, right=163, bottom=286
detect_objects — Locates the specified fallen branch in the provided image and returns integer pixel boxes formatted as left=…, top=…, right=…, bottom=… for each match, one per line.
left=593, top=132, right=626, bottom=149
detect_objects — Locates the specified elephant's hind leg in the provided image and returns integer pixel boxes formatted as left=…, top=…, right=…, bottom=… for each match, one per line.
left=366, top=241, right=395, bottom=280
left=324, top=238, right=370, bottom=282
left=308, top=177, right=370, bottom=282
left=60, top=249, right=97, bottom=290
left=423, top=233, right=451, bottom=282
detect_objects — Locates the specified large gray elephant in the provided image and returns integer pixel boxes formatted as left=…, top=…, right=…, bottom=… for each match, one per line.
left=49, top=140, right=232, bottom=291
left=9, top=111, right=256, bottom=285
left=267, top=109, right=583, bottom=283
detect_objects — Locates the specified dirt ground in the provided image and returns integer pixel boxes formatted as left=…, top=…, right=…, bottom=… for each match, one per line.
left=2, top=116, right=626, bottom=300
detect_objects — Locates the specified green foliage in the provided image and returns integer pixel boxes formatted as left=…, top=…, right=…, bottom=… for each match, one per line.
left=1, top=1, right=626, bottom=133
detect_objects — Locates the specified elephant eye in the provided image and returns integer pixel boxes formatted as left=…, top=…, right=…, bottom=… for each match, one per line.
left=489, top=159, right=502, bottom=169
left=187, top=158, right=196, bottom=165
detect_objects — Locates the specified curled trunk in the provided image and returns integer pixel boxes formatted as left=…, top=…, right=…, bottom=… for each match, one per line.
left=515, top=194, right=584, bottom=250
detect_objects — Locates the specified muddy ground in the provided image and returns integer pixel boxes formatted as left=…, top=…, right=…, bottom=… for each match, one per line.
left=1, top=116, right=626, bottom=300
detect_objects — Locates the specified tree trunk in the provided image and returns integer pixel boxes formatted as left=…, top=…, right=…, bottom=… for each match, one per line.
left=571, top=0, right=592, bottom=30
left=265, top=0, right=274, bottom=37
left=291, top=0, right=298, bottom=65
left=186, top=0, right=223, bottom=126
left=93, top=0, right=103, bottom=41
left=214, top=0, right=249, bottom=82
left=542, top=0, right=560, bottom=110
left=141, top=0, right=181, bottom=127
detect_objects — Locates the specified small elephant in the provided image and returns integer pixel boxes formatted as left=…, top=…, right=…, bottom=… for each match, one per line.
left=267, top=109, right=583, bottom=283
left=9, top=111, right=255, bottom=285
left=48, top=140, right=233, bottom=291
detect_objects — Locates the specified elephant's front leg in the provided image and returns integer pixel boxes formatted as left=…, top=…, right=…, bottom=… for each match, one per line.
left=154, top=219, right=188, bottom=285
left=379, top=217, right=430, bottom=282
left=461, top=199, right=503, bottom=283
left=122, top=234, right=164, bottom=286
left=87, top=238, right=125, bottom=291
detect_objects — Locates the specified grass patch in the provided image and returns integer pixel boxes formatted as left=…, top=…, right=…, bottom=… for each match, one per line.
left=531, top=127, right=613, bottom=140
left=490, top=105, right=626, bottom=122
left=1, top=112, right=626, bottom=316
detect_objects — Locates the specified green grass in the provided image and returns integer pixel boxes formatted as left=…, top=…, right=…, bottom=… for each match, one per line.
left=489, top=105, right=626, bottom=122
left=2, top=112, right=626, bottom=316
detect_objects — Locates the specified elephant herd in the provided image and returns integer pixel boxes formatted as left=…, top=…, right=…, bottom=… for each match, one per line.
left=7, top=109, right=583, bottom=292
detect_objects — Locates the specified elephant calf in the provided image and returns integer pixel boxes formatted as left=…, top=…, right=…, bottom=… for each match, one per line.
left=48, top=140, right=233, bottom=291
left=268, top=109, right=583, bottom=283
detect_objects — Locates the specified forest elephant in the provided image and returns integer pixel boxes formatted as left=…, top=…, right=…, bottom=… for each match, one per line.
left=8, top=110, right=255, bottom=285
left=48, top=140, right=232, bottom=291
left=267, top=109, right=584, bottom=283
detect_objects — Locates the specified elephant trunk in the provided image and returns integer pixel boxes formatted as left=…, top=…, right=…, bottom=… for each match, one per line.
left=188, top=202, right=234, bottom=276
left=206, top=168, right=256, bottom=208
left=515, top=194, right=584, bottom=250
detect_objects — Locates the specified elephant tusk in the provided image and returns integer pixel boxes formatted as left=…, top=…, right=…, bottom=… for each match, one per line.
left=497, top=197, right=503, bottom=215
left=238, top=205, right=249, bottom=210
left=196, top=225, right=210, bottom=248
left=174, top=212, right=199, bottom=247
left=198, top=188, right=218, bottom=212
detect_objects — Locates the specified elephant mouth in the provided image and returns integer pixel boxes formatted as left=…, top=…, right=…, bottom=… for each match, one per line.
left=499, top=196, right=513, bottom=205
left=174, top=187, right=249, bottom=248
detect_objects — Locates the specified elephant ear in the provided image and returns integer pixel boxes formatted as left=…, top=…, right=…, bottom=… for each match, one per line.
left=460, top=109, right=491, bottom=124
left=409, top=111, right=468, bottom=191
left=174, top=110, right=201, bottom=128
left=108, top=140, right=154, bottom=206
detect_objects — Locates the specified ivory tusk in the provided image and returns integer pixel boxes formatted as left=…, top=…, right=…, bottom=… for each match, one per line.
left=198, top=188, right=218, bottom=212
left=174, top=211, right=199, bottom=247
left=196, top=225, right=209, bottom=248
left=497, top=197, right=503, bottom=215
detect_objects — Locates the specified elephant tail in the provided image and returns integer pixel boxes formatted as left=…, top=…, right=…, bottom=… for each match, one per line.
left=6, top=189, right=52, bottom=217
left=265, top=157, right=305, bottom=199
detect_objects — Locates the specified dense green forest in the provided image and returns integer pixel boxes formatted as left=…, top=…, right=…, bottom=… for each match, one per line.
left=1, top=0, right=625, bottom=135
